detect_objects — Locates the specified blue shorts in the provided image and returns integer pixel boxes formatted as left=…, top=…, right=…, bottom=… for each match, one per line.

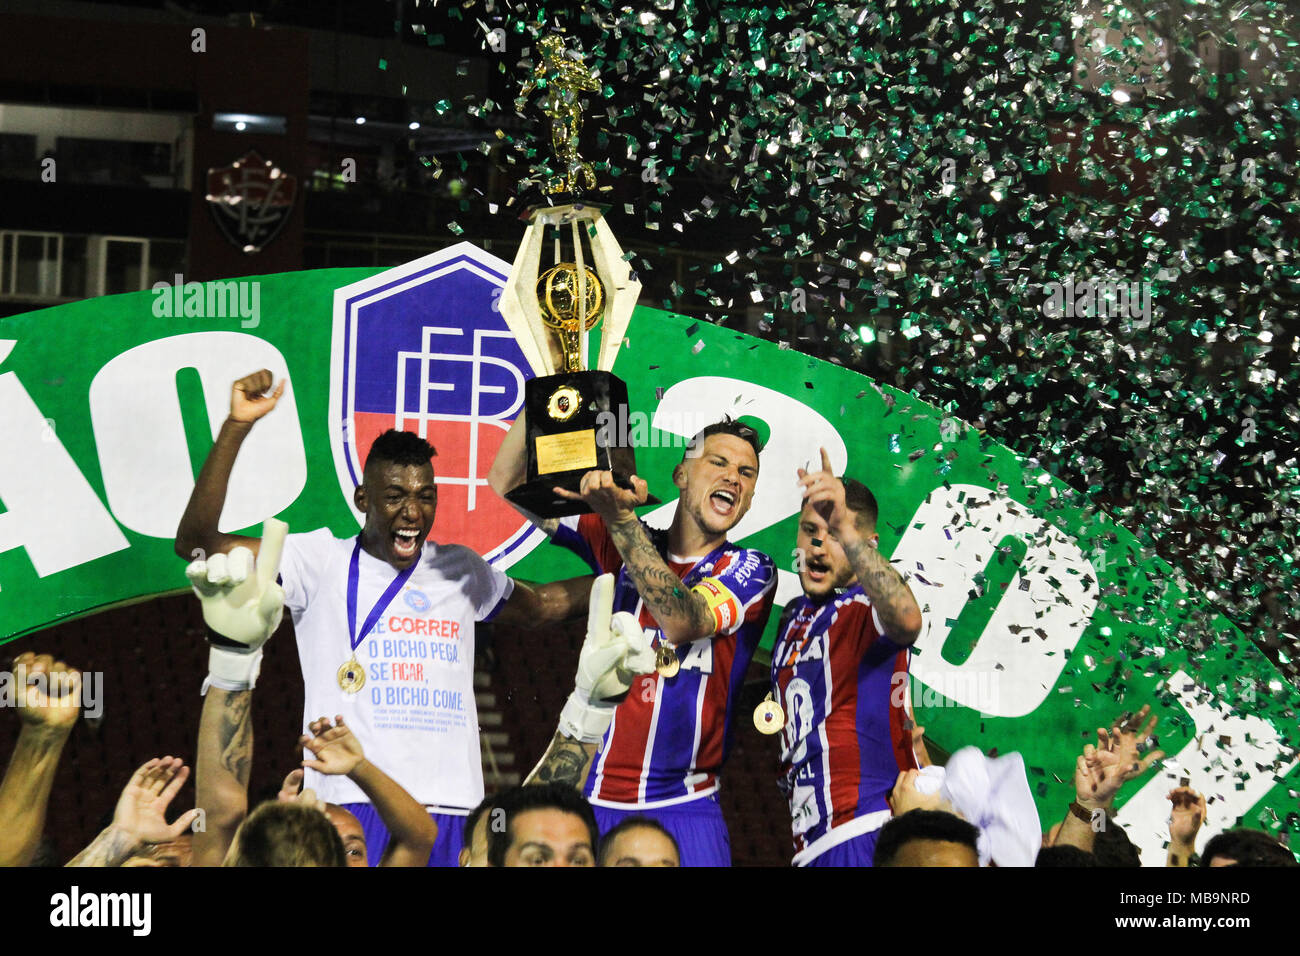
left=592, top=795, right=731, bottom=867
left=801, top=829, right=879, bottom=867
left=341, top=802, right=465, bottom=868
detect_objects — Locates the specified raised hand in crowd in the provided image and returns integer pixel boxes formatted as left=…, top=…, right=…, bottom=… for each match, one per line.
left=68, top=758, right=199, bottom=867
left=0, top=653, right=82, bottom=867
left=1054, top=703, right=1164, bottom=854
left=1166, top=786, right=1208, bottom=867
left=301, top=716, right=437, bottom=867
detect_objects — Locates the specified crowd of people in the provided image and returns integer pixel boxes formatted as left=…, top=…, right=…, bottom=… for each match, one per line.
left=1, top=368, right=1294, bottom=868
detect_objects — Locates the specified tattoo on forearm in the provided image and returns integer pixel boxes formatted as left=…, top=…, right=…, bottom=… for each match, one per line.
left=608, top=520, right=713, bottom=636
left=531, top=736, right=595, bottom=790
left=67, top=826, right=136, bottom=868
left=218, top=691, right=252, bottom=785
left=842, top=537, right=918, bottom=636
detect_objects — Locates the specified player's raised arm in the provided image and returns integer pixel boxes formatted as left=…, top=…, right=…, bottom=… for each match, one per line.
left=187, top=519, right=287, bottom=865
left=555, top=472, right=718, bottom=644
left=487, top=410, right=561, bottom=536
left=0, top=653, right=81, bottom=866
left=798, top=447, right=923, bottom=646
left=525, top=575, right=656, bottom=788
left=174, top=369, right=285, bottom=561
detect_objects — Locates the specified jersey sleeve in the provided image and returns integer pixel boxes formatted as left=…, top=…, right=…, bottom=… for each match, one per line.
left=276, top=529, right=336, bottom=617
left=464, top=549, right=515, bottom=622
left=691, top=547, right=777, bottom=636
left=835, top=596, right=903, bottom=665
left=550, top=512, right=624, bottom=575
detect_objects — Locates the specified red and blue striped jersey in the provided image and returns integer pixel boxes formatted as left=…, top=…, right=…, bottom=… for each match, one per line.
left=554, top=513, right=776, bottom=807
left=771, top=585, right=918, bottom=861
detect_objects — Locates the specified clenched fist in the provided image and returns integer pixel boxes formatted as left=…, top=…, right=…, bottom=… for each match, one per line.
left=229, top=369, right=284, bottom=425
left=11, top=652, right=81, bottom=732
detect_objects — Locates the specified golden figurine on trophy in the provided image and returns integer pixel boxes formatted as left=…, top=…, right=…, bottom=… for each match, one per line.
left=516, top=33, right=601, bottom=195
left=499, top=34, right=654, bottom=517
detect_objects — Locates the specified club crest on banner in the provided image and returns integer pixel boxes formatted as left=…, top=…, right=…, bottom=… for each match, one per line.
left=205, top=151, right=297, bottom=253
left=330, top=242, right=545, bottom=568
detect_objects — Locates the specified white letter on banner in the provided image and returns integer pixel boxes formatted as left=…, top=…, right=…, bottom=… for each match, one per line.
left=640, top=376, right=847, bottom=608
left=1114, top=670, right=1297, bottom=867
left=892, top=483, right=1099, bottom=718
left=89, top=332, right=306, bottom=537
left=0, top=369, right=129, bottom=584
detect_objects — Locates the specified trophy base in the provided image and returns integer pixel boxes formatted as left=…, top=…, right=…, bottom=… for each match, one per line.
left=503, top=370, right=660, bottom=520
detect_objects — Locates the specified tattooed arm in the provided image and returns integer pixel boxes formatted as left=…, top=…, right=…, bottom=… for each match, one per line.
left=839, top=531, right=922, bottom=646
left=194, top=688, right=253, bottom=866
left=606, top=516, right=717, bottom=643
left=799, top=448, right=923, bottom=646
left=524, top=733, right=601, bottom=790
left=524, top=576, right=656, bottom=790
left=551, top=469, right=716, bottom=643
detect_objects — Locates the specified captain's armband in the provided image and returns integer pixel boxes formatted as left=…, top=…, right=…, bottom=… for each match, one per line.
left=691, top=577, right=742, bottom=634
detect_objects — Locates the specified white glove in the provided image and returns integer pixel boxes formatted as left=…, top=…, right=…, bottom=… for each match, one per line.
left=558, top=574, right=656, bottom=744
left=186, top=518, right=288, bottom=691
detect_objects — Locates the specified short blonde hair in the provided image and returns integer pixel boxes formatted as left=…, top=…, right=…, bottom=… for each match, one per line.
left=225, top=801, right=347, bottom=867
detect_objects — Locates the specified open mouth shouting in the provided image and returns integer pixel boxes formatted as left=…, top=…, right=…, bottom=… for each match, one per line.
left=803, top=556, right=833, bottom=584
left=391, top=526, right=425, bottom=562
left=708, top=487, right=739, bottom=518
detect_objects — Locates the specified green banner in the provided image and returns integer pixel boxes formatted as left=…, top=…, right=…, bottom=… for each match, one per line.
left=0, top=250, right=1294, bottom=863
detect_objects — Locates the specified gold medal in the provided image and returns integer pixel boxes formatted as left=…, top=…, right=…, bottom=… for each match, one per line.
left=337, top=655, right=366, bottom=694
left=655, top=641, right=680, bottom=679
left=753, top=692, right=785, bottom=734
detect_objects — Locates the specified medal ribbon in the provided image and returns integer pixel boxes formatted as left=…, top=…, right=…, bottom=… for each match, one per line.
left=346, top=537, right=420, bottom=652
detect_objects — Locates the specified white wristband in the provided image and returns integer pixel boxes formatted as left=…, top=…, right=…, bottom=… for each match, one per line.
left=558, top=691, right=615, bottom=745
left=204, top=645, right=264, bottom=693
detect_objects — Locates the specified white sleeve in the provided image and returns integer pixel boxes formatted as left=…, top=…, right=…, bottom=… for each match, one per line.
left=277, top=529, right=337, bottom=616
left=466, top=550, right=514, bottom=622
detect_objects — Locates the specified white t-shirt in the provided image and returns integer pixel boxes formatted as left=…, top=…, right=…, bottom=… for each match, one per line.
left=278, top=529, right=513, bottom=809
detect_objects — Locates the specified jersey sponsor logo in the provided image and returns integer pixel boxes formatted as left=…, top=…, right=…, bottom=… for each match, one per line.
left=331, top=244, right=545, bottom=567
left=729, top=549, right=764, bottom=588
left=680, top=639, right=713, bottom=674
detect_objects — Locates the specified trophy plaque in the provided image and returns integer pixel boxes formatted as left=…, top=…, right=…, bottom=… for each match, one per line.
left=500, top=37, right=656, bottom=517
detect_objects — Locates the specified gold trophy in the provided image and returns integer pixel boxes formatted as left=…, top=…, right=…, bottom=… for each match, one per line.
left=499, top=35, right=654, bottom=517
